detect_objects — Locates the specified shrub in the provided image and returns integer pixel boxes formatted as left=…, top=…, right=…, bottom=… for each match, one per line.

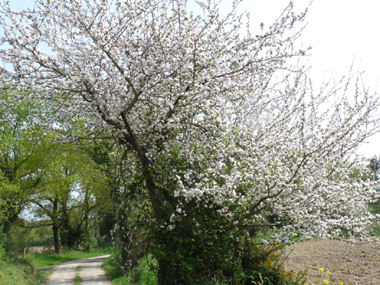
left=241, top=242, right=307, bottom=285
left=80, top=230, right=98, bottom=252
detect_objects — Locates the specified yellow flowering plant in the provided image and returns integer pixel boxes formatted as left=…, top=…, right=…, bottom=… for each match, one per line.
left=242, top=242, right=308, bottom=284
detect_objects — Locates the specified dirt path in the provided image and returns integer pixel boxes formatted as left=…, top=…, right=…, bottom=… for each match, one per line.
left=45, top=255, right=111, bottom=285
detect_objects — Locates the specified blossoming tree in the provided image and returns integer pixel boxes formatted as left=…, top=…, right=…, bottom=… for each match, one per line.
left=0, top=0, right=379, bottom=283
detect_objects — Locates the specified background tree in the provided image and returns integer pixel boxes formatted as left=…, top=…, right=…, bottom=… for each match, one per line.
left=85, top=140, right=118, bottom=243
left=1, top=0, right=380, bottom=283
left=0, top=91, right=49, bottom=235
left=1, top=89, right=113, bottom=254
left=27, top=143, right=110, bottom=253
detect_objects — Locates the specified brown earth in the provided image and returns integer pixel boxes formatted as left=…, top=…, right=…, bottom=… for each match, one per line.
left=28, top=246, right=54, bottom=253
left=285, top=240, right=380, bottom=285
left=27, top=245, right=85, bottom=253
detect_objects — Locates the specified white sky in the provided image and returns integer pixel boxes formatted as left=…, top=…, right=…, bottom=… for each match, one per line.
left=237, top=0, right=380, bottom=158
left=7, top=0, right=380, bottom=158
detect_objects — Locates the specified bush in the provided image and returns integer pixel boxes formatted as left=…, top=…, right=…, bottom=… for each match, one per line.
left=134, top=254, right=158, bottom=285
left=96, top=235, right=111, bottom=247
left=4, top=230, right=29, bottom=258
left=241, top=243, right=307, bottom=285
left=18, top=256, right=35, bottom=275
left=80, top=230, right=98, bottom=252
left=29, top=235, right=54, bottom=247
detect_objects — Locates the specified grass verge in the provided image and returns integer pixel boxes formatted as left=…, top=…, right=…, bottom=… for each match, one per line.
left=0, top=247, right=110, bottom=285
left=102, top=257, right=129, bottom=285
left=0, top=257, right=46, bottom=285
left=30, top=247, right=110, bottom=268
left=103, top=254, right=158, bottom=285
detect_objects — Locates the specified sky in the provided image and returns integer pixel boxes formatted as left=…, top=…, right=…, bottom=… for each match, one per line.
left=238, top=0, right=380, bottom=158
left=6, top=0, right=380, bottom=158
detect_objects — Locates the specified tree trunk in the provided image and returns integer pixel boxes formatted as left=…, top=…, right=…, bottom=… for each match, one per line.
left=53, top=199, right=60, bottom=253
left=53, top=223, right=60, bottom=253
left=94, top=215, right=97, bottom=238
left=157, top=263, right=170, bottom=285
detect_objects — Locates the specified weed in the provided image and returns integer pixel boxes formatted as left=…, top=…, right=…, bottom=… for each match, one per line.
left=74, top=266, right=83, bottom=285
left=310, top=268, right=345, bottom=285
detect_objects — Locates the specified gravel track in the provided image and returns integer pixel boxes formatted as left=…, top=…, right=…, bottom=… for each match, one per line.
left=45, top=255, right=111, bottom=285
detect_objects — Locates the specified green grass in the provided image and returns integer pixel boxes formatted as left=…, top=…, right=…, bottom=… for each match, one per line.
left=103, top=254, right=158, bottom=285
left=74, top=266, right=83, bottom=285
left=0, top=258, right=46, bottom=285
left=103, top=257, right=130, bottom=285
left=74, top=274, right=83, bottom=284
left=0, top=247, right=110, bottom=285
left=29, top=247, right=110, bottom=268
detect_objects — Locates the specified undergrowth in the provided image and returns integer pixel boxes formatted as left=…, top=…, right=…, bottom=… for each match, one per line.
left=0, top=257, right=46, bottom=285
left=104, top=243, right=307, bottom=285
left=103, top=254, right=158, bottom=285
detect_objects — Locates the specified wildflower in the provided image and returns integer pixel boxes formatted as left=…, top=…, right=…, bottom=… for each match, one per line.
left=319, top=268, right=324, bottom=273
left=323, top=280, right=329, bottom=285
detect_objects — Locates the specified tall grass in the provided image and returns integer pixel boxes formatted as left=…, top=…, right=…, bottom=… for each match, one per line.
left=0, top=257, right=46, bottom=285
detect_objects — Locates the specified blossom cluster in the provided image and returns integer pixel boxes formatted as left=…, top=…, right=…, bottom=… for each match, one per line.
left=0, top=0, right=379, bottom=249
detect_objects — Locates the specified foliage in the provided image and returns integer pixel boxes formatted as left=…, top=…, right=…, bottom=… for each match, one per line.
left=137, top=255, right=158, bottom=285
left=105, top=243, right=306, bottom=285
left=0, top=225, right=5, bottom=261
left=28, top=225, right=54, bottom=247
left=103, top=257, right=129, bottom=285
left=0, top=258, right=46, bottom=285
left=103, top=254, right=158, bottom=285
left=1, top=0, right=380, bottom=283
left=24, top=141, right=111, bottom=253
left=3, top=223, right=31, bottom=258
left=241, top=243, right=307, bottom=285
left=80, top=229, right=98, bottom=252
left=0, top=175, right=20, bottom=229
left=85, top=140, right=119, bottom=245
left=0, top=91, right=48, bottom=234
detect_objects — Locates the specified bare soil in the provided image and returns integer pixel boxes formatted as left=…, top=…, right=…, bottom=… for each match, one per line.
left=28, top=246, right=54, bottom=253
left=27, top=245, right=85, bottom=253
left=285, top=240, right=380, bottom=285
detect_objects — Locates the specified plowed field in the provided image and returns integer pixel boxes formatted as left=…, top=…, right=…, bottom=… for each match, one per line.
left=285, top=240, right=380, bottom=285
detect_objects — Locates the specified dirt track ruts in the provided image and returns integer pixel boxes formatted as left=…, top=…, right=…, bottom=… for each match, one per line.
left=45, top=255, right=111, bottom=285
